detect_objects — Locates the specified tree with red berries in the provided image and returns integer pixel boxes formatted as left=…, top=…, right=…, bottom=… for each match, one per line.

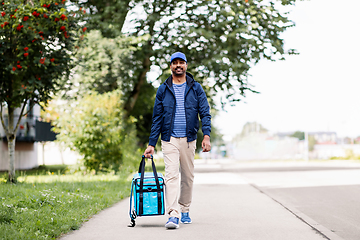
left=0, top=0, right=86, bottom=182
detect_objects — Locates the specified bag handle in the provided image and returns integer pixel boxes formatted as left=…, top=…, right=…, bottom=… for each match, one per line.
left=139, top=155, right=161, bottom=190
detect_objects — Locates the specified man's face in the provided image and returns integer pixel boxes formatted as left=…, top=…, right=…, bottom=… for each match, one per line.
left=170, top=59, right=187, bottom=76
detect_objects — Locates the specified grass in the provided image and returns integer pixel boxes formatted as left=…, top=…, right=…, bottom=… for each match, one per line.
left=0, top=160, right=166, bottom=240
left=0, top=166, right=132, bottom=240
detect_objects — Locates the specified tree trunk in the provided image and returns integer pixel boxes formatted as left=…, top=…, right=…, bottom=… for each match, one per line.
left=7, top=106, right=16, bottom=183
left=3, top=101, right=27, bottom=183
left=124, top=56, right=151, bottom=114
left=7, top=138, right=16, bottom=183
left=59, top=142, right=65, bottom=165
left=42, top=142, right=46, bottom=165
left=123, top=3, right=161, bottom=114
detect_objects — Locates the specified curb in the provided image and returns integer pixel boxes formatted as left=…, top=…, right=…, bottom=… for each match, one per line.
left=249, top=183, right=345, bottom=240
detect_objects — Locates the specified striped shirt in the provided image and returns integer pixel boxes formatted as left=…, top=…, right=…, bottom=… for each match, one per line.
left=171, top=82, right=187, bottom=137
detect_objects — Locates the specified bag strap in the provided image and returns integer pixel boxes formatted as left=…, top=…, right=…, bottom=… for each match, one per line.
left=149, top=157, right=163, bottom=215
left=138, top=155, right=162, bottom=215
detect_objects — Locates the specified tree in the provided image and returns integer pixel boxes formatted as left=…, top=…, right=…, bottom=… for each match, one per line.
left=0, top=0, right=85, bottom=182
left=308, top=135, right=316, bottom=152
left=53, top=90, right=140, bottom=173
left=77, top=0, right=298, bottom=112
left=71, top=0, right=299, bottom=147
left=76, top=0, right=134, bottom=39
left=240, top=121, right=268, bottom=137
left=71, top=30, right=149, bottom=97
left=291, top=131, right=304, bottom=140
left=72, top=30, right=155, bottom=146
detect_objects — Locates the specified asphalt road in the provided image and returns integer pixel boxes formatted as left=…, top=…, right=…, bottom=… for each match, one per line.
left=195, top=159, right=360, bottom=240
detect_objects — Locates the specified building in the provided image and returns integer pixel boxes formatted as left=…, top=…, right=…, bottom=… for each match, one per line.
left=309, top=131, right=337, bottom=144
left=227, top=129, right=360, bottom=160
left=0, top=102, right=56, bottom=171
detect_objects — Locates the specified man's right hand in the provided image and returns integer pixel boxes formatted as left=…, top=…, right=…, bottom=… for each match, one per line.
left=143, top=145, right=155, bottom=158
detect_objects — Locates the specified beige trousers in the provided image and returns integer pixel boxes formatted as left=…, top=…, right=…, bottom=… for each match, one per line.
left=161, top=137, right=196, bottom=218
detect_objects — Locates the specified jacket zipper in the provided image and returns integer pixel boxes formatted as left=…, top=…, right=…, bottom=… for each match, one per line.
left=184, top=85, right=189, bottom=141
left=166, top=83, right=176, bottom=136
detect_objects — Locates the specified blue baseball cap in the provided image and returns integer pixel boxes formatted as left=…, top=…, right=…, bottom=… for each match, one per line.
left=170, top=52, right=187, bottom=63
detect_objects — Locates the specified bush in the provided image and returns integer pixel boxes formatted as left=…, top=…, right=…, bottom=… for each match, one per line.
left=53, top=90, right=139, bottom=173
left=330, top=149, right=360, bottom=160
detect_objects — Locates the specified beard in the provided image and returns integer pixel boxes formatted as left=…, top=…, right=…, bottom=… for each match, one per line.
left=172, top=67, right=185, bottom=76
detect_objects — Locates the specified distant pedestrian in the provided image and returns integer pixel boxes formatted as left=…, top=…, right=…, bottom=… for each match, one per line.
left=144, top=52, right=212, bottom=229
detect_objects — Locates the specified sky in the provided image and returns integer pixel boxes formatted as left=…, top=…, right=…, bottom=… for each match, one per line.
left=215, top=0, right=360, bottom=141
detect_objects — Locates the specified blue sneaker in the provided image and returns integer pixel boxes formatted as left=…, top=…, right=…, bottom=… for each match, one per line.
left=181, top=212, right=192, bottom=224
left=165, top=217, right=179, bottom=229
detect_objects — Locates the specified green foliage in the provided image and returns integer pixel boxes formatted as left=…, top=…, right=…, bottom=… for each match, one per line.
left=0, top=0, right=87, bottom=182
left=128, top=81, right=156, bottom=147
left=53, top=90, right=140, bottom=173
left=73, top=30, right=148, bottom=95
left=195, top=111, right=225, bottom=152
left=308, top=135, right=316, bottom=152
left=69, top=0, right=300, bottom=147
left=0, top=0, right=86, bottom=109
left=291, top=131, right=305, bottom=140
left=329, top=149, right=360, bottom=160
left=87, top=0, right=297, bottom=106
left=0, top=173, right=130, bottom=240
left=18, top=164, right=69, bottom=176
left=240, top=121, right=268, bottom=137
left=153, top=0, right=297, bottom=105
left=70, top=30, right=156, bottom=146
left=74, top=0, right=134, bottom=38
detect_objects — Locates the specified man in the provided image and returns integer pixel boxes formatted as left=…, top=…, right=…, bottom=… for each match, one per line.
left=144, top=52, right=211, bottom=229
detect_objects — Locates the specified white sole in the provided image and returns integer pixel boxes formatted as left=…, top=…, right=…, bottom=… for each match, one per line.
left=181, top=221, right=192, bottom=224
left=165, top=222, right=179, bottom=229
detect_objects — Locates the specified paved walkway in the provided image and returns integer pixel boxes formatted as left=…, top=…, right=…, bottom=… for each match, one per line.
left=60, top=160, right=348, bottom=240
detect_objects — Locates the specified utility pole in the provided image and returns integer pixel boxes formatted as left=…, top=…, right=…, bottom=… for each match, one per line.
left=304, top=131, right=309, bottom=161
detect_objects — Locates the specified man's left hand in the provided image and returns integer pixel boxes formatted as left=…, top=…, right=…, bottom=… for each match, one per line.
left=202, top=135, right=211, bottom=152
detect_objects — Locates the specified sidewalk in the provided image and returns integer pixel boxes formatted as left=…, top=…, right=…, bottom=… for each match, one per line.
left=60, top=160, right=344, bottom=240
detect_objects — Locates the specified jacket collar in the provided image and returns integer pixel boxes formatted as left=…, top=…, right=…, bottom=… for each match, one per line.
left=165, top=72, right=195, bottom=88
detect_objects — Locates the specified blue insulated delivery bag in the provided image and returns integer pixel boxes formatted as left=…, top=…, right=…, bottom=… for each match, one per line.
left=128, top=155, right=165, bottom=227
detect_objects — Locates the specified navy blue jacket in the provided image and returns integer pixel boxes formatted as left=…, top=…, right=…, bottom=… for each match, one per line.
left=148, top=72, right=211, bottom=147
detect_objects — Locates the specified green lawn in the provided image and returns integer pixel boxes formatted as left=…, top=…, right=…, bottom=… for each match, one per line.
left=0, top=167, right=132, bottom=240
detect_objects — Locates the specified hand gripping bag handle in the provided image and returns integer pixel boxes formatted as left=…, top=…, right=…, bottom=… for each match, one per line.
left=138, top=155, right=162, bottom=216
